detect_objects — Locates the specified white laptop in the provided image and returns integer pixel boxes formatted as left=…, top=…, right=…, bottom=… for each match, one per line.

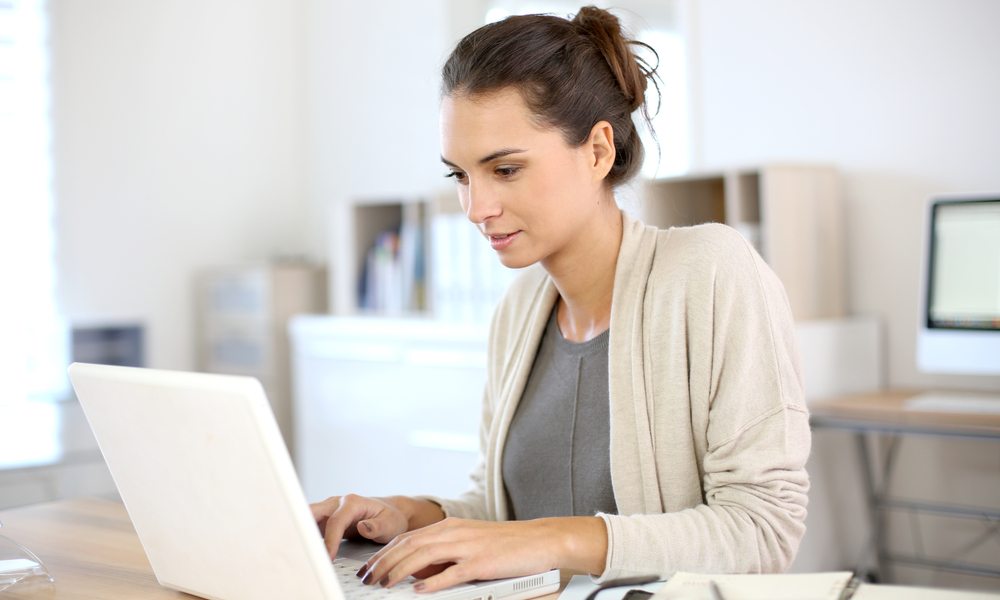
left=67, top=363, right=560, bottom=600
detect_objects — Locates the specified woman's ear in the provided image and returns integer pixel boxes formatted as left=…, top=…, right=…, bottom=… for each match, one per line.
left=587, top=121, right=616, bottom=184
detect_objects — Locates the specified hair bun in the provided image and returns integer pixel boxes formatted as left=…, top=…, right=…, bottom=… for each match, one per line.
left=571, top=6, right=652, bottom=113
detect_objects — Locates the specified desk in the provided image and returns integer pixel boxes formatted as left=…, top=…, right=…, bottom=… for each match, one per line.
left=0, top=497, right=182, bottom=598
left=5, top=497, right=999, bottom=599
left=810, top=391, right=1000, bottom=583
left=0, top=498, right=568, bottom=599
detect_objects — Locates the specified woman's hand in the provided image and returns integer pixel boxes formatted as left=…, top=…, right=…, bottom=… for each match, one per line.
left=358, top=516, right=608, bottom=593
left=310, top=494, right=445, bottom=559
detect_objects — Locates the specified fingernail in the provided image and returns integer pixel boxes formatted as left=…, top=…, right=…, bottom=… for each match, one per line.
left=356, top=564, right=368, bottom=578
left=380, top=577, right=390, bottom=588
left=415, top=583, right=426, bottom=592
left=362, top=571, right=374, bottom=585
left=362, top=521, right=374, bottom=534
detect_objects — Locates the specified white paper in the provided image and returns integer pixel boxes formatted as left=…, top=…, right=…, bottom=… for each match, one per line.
left=851, top=582, right=1000, bottom=600
left=651, top=571, right=854, bottom=600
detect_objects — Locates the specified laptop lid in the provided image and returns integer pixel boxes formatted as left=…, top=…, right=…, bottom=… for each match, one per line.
left=67, top=363, right=560, bottom=600
left=68, top=362, right=340, bottom=600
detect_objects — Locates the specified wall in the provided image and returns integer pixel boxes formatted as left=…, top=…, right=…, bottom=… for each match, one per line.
left=304, top=0, right=450, bottom=313
left=49, top=0, right=314, bottom=371
left=688, top=0, right=1000, bottom=588
left=691, top=0, right=1000, bottom=392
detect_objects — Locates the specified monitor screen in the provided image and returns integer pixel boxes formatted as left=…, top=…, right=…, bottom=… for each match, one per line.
left=926, top=199, right=1000, bottom=330
left=918, top=195, right=1000, bottom=375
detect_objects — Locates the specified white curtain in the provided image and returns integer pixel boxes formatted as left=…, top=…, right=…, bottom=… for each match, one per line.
left=0, top=0, right=69, bottom=406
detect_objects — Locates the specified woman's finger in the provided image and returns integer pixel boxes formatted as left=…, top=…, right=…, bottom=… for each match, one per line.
left=415, top=560, right=483, bottom=593
left=362, top=526, right=440, bottom=585
left=310, top=496, right=341, bottom=524
left=376, top=538, right=457, bottom=588
left=411, top=562, right=453, bottom=580
left=357, top=512, right=406, bottom=545
left=319, top=495, right=378, bottom=558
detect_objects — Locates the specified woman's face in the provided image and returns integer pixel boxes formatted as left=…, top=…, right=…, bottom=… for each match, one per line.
left=439, top=88, right=613, bottom=270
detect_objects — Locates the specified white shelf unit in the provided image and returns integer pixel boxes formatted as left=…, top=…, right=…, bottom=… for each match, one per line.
left=333, top=165, right=842, bottom=322
left=334, top=197, right=429, bottom=316
left=335, top=193, right=519, bottom=322
left=642, top=164, right=845, bottom=320
left=196, top=262, right=327, bottom=457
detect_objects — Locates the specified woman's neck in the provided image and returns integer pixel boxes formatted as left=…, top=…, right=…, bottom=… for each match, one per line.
left=542, top=200, right=623, bottom=343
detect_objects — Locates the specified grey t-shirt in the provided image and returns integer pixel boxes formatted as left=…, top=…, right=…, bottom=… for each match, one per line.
left=501, top=305, right=617, bottom=520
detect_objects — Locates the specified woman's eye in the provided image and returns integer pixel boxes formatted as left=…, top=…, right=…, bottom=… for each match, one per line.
left=495, top=167, right=520, bottom=178
left=444, top=171, right=467, bottom=182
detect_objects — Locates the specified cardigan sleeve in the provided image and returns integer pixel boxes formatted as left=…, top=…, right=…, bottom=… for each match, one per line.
left=597, top=224, right=811, bottom=580
left=597, top=408, right=810, bottom=578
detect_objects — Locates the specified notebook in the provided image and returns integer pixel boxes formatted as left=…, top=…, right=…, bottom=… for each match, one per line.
left=67, top=363, right=560, bottom=600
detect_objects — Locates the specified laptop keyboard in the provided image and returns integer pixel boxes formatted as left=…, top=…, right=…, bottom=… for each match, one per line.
left=334, top=557, right=478, bottom=600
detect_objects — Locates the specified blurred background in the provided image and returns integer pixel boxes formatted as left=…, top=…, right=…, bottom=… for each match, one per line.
left=1, top=0, right=999, bottom=592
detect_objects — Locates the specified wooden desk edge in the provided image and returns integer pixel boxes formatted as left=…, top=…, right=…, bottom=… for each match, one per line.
left=809, top=390, right=1000, bottom=436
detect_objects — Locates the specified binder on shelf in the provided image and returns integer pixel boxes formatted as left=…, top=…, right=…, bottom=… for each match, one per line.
left=357, top=203, right=427, bottom=315
left=428, top=212, right=519, bottom=323
left=349, top=196, right=519, bottom=320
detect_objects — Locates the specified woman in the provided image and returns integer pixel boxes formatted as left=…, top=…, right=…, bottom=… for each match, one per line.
left=311, top=6, right=810, bottom=592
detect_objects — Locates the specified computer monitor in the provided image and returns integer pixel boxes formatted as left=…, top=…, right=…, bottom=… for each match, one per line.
left=916, top=193, right=1000, bottom=375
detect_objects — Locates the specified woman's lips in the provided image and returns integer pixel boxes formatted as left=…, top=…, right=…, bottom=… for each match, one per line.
left=489, top=231, right=521, bottom=250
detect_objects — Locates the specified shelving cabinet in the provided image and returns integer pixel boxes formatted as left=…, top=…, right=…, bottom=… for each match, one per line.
left=332, top=193, right=517, bottom=321
left=642, top=164, right=844, bottom=320
left=332, top=164, right=843, bottom=322
left=196, top=262, right=327, bottom=456
left=332, top=197, right=429, bottom=316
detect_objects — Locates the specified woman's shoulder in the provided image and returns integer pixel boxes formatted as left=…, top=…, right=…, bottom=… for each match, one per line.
left=620, top=211, right=756, bottom=270
left=658, top=221, right=755, bottom=259
left=648, top=222, right=764, bottom=283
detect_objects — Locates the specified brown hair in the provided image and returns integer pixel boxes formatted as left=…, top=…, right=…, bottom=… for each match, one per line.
left=441, top=6, right=659, bottom=188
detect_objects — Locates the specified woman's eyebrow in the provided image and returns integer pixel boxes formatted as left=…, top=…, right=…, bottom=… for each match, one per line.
left=478, top=148, right=526, bottom=164
left=440, top=148, right=527, bottom=169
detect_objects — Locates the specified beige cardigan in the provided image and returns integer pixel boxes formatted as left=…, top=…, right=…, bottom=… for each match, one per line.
left=427, top=212, right=811, bottom=580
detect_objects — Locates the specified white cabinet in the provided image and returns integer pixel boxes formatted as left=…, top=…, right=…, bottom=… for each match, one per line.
left=197, top=262, right=326, bottom=456
left=289, top=315, right=488, bottom=502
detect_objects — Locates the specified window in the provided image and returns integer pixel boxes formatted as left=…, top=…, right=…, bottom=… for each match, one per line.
left=0, top=0, right=68, bottom=406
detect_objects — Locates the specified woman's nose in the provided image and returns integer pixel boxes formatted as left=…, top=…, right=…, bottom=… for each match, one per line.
left=462, top=181, right=502, bottom=224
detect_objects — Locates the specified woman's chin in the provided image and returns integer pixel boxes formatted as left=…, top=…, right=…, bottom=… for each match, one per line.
left=495, top=251, right=538, bottom=271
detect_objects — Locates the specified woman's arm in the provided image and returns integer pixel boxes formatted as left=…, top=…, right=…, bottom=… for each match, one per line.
left=597, top=407, right=811, bottom=578
left=596, top=224, right=810, bottom=580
